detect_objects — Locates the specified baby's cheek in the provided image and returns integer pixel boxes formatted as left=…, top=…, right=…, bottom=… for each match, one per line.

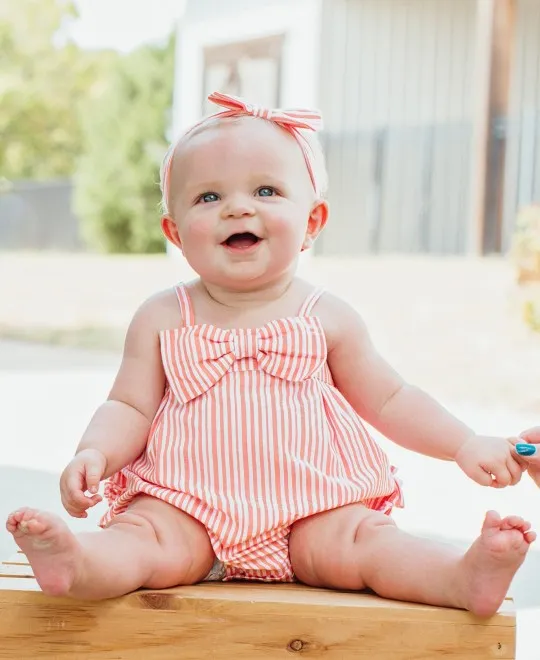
left=271, top=213, right=306, bottom=239
left=183, top=218, right=215, bottom=244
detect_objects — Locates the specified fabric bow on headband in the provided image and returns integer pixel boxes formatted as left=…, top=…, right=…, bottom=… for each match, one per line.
left=162, top=91, right=324, bottom=208
left=206, top=91, right=323, bottom=133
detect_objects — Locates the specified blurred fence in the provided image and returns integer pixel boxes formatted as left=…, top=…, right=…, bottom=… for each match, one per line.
left=0, top=180, right=83, bottom=251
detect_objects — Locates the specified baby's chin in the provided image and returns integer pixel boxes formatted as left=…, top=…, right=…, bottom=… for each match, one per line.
left=204, top=263, right=299, bottom=291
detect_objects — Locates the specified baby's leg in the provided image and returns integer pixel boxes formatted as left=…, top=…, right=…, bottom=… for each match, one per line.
left=289, top=503, right=535, bottom=617
left=6, top=495, right=215, bottom=600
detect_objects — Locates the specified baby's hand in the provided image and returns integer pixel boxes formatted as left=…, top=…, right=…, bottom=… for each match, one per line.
left=60, top=448, right=107, bottom=518
left=454, top=435, right=525, bottom=488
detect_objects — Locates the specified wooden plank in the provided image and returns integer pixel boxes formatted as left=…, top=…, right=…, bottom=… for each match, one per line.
left=0, top=564, right=35, bottom=578
left=0, top=584, right=516, bottom=659
left=0, top=553, right=516, bottom=659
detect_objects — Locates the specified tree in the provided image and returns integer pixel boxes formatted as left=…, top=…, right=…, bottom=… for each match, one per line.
left=0, top=0, right=113, bottom=180
left=74, top=35, right=175, bottom=253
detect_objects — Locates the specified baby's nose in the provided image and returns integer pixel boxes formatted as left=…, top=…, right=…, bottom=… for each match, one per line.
left=222, top=195, right=256, bottom=218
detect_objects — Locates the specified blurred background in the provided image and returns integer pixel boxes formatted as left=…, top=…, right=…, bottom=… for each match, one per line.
left=1, top=0, right=540, bottom=656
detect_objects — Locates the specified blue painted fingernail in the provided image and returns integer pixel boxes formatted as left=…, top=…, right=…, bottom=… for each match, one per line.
left=516, top=443, right=537, bottom=456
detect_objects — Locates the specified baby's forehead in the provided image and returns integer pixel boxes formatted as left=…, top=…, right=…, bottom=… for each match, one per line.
left=173, top=117, right=303, bottom=166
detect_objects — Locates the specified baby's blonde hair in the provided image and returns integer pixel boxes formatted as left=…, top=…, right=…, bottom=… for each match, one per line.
left=159, top=115, right=328, bottom=216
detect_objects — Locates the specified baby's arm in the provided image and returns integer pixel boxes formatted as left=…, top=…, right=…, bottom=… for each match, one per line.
left=322, top=294, right=472, bottom=460
left=75, top=293, right=171, bottom=479
left=321, top=295, right=523, bottom=487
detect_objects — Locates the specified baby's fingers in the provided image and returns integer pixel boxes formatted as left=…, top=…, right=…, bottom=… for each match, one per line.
left=84, top=463, right=103, bottom=496
left=65, top=477, right=92, bottom=508
left=85, top=493, right=103, bottom=508
left=61, top=478, right=99, bottom=517
left=64, top=505, right=89, bottom=519
left=489, top=465, right=512, bottom=488
left=468, top=465, right=496, bottom=487
left=506, top=456, right=524, bottom=486
left=63, top=494, right=101, bottom=519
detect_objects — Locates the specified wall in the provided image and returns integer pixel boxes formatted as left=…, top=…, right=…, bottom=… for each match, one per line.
left=503, top=0, right=540, bottom=250
left=317, top=0, right=477, bottom=255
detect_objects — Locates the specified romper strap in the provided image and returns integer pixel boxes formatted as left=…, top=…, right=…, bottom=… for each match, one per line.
left=298, top=286, right=326, bottom=317
left=174, top=284, right=195, bottom=327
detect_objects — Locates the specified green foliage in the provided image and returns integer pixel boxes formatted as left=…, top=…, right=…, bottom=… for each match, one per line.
left=75, top=36, right=175, bottom=253
left=1, top=1, right=175, bottom=254
left=0, top=0, right=113, bottom=179
left=511, top=205, right=540, bottom=277
left=511, top=205, right=540, bottom=333
left=523, top=300, right=540, bottom=333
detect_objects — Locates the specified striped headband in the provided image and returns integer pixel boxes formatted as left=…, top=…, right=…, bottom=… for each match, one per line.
left=161, top=91, right=324, bottom=211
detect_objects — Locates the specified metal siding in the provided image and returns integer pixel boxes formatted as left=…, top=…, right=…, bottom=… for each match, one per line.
left=503, top=0, right=540, bottom=250
left=317, top=0, right=475, bottom=256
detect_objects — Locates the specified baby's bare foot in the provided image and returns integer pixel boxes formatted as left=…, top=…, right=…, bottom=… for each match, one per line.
left=460, top=510, right=535, bottom=617
left=6, top=508, right=82, bottom=596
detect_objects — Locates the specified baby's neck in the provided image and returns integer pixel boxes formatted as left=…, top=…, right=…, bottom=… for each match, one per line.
left=200, top=276, right=295, bottom=311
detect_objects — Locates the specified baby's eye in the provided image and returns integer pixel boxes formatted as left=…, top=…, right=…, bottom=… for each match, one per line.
left=256, top=187, right=277, bottom=197
left=197, top=192, right=220, bottom=203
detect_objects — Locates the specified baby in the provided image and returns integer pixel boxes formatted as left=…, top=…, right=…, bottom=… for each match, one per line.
left=7, top=92, right=535, bottom=617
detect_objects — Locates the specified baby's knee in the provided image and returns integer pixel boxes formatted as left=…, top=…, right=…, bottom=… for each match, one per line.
left=352, top=511, right=396, bottom=545
left=105, top=511, right=204, bottom=587
left=105, top=510, right=159, bottom=542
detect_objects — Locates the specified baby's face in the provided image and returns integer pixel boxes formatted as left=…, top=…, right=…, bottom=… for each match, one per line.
left=164, top=119, right=326, bottom=289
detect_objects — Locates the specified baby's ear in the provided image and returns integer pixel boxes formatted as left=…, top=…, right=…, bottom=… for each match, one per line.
left=303, top=199, right=328, bottom=250
left=161, top=216, right=183, bottom=252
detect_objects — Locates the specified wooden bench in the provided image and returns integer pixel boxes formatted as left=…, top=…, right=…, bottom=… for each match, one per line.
left=0, top=551, right=515, bottom=659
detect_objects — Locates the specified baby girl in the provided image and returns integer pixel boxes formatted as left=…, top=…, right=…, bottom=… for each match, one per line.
left=7, top=92, right=535, bottom=617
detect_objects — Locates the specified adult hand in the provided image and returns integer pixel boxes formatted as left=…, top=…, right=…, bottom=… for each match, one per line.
left=515, top=427, right=540, bottom=487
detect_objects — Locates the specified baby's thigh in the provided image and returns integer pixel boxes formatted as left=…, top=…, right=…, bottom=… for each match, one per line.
left=289, top=503, right=393, bottom=589
left=109, top=495, right=216, bottom=584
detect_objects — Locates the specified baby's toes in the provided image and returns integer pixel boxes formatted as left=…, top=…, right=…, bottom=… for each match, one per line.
left=5, top=515, right=18, bottom=533
left=7, top=508, right=31, bottom=527
left=23, top=517, right=48, bottom=535
left=506, top=528, right=532, bottom=552
left=515, top=519, right=532, bottom=533
left=524, top=530, right=537, bottom=545
left=500, top=515, right=527, bottom=531
left=7, top=509, right=47, bottom=536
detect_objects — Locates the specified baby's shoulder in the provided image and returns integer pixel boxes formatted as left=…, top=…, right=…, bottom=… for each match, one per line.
left=129, top=286, right=183, bottom=334
left=309, top=289, right=368, bottom=351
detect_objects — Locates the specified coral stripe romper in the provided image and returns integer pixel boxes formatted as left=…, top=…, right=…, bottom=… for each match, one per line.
left=102, top=284, right=403, bottom=581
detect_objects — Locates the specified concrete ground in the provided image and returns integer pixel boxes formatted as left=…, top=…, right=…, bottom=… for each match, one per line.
left=0, top=253, right=539, bottom=656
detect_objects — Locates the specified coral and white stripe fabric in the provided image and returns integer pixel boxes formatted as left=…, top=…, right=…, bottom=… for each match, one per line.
left=102, top=285, right=403, bottom=581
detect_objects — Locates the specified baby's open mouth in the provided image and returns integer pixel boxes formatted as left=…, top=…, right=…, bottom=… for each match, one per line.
left=222, top=232, right=261, bottom=250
